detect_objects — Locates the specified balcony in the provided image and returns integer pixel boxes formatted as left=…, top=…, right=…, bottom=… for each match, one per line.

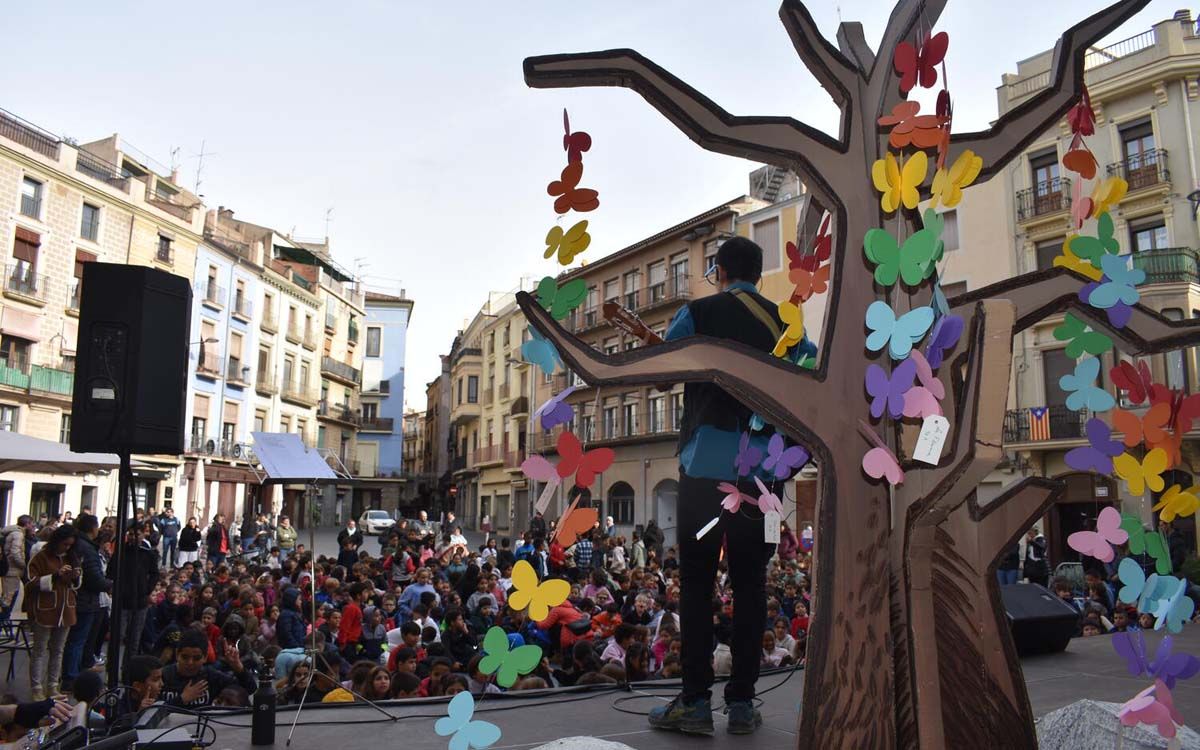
left=302, top=329, right=318, bottom=351
left=499, top=382, right=510, bottom=400
left=318, top=399, right=361, bottom=427
left=0, top=108, right=60, bottom=159
left=481, top=387, right=494, bottom=406
left=1016, top=177, right=1071, bottom=222
left=325, top=311, right=336, bottom=333
left=196, top=351, right=222, bottom=380
left=321, top=356, right=361, bottom=386
left=285, top=323, right=303, bottom=345
left=30, top=364, right=73, bottom=396
left=201, top=281, right=225, bottom=310
left=220, top=441, right=254, bottom=461
left=641, top=273, right=692, bottom=312
left=188, top=434, right=219, bottom=455
left=1107, top=149, right=1169, bottom=192
left=510, top=396, right=529, bottom=416
left=1130, top=248, right=1200, bottom=285
left=451, top=455, right=469, bottom=473
left=155, top=243, right=174, bottom=267
left=281, top=381, right=319, bottom=407
left=348, top=319, right=359, bottom=346
left=1003, top=405, right=1089, bottom=443
left=4, top=263, right=47, bottom=306
left=261, top=310, right=278, bottom=335
left=226, top=358, right=249, bottom=387
left=504, top=449, right=526, bottom=471
left=255, top=369, right=279, bottom=396
left=231, top=294, right=253, bottom=322
left=75, top=150, right=130, bottom=192
left=451, top=401, right=481, bottom=426
left=360, top=416, right=395, bottom=433
left=472, top=444, right=504, bottom=467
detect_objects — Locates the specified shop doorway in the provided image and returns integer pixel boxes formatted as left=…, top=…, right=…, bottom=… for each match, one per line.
left=30, top=484, right=63, bottom=523
left=1046, top=473, right=1117, bottom=567
left=654, top=479, right=679, bottom=548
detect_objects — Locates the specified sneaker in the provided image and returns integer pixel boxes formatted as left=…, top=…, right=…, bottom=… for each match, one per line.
left=724, top=700, right=763, bottom=734
left=648, top=695, right=714, bottom=736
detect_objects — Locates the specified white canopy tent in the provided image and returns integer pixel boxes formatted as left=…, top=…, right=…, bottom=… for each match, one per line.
left=0, top=431, right=119, bottom=475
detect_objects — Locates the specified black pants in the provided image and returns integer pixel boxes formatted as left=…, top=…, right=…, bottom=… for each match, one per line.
left=678, top=472, right=773, bottom=703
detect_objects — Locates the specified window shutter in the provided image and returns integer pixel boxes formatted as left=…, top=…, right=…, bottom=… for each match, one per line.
left=12, top=229, right=39, bottom=262
left=74, top=249, right=97, bottom=279
left=223, top=401, right=238, bottom=425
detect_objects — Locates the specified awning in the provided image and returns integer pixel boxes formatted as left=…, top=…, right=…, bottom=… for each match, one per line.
left=0, top=307, right=42, bottom=341
left=0, top=431, right=118, bottom=474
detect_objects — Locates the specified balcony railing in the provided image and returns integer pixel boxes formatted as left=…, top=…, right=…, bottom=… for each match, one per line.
left=188, top=434, right=219, bottom=455
left=348, top=320, right=359, bottom=344
left=0, top=108, right=60, bottom=159
left=1107, top=149, right=1169, bottom=191
left=499, top=382, right=510, bottom=400
left=1003, top=404, right=1090, bottom=443
left=504, top=449, right=526, bottom=469
left=260, top=309, right=277, bottom=334
left=281, top=381, right=319, bottom=407
left=529, top=406, right=680, bottom=450
left=226, top=358, right=249, bottom=386
left=302, top=329, right=318, bottom=351
left=232, top=294, right=253, bottom=321
left=472, top=445, right=503, bottom=465
left=203, top=281, right=225, bottom=308
left=75, top=150, right=130, bottom=192
left=155, top=243, right=174, bottom=266
left=5, top=263, right=47, bottom=304
left=643, top=273, right=692, bottom=310
left=325, top=311, right=336, bottom=332
left=360, top=416, right=395, bottom=432
left=197, top=351, right=222, bottom=378
left=321, top=356, right=361, bottom=385
left=1131, top=248, right=1200, bottom=285
left=67, top=279, right=80, bottom=313
left=481, top=388, right=494, bottom=406
left=318, top=399, right=361, bottom=426
left=30, top=364, right=73, bottom=396
left=255, top=368, right=279, bottom=395
left=285, top=323, right=303, bottom=344
left=1016, top=177, right=1071, bottom=222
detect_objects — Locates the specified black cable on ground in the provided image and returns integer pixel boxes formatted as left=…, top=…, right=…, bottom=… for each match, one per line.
left=610, top=661, right=804, bottom=717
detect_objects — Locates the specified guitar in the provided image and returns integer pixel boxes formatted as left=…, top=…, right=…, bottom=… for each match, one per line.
left=602, top=302, right=663, bottom=345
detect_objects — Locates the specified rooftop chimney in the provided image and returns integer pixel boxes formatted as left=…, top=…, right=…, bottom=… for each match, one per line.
left=1174, top=9, right=1192, bottom=21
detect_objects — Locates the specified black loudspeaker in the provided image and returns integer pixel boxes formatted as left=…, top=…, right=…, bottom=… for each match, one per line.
left=1000, top=583, right=1078, bottom=656
left=70, top=263, right=191, bottom=455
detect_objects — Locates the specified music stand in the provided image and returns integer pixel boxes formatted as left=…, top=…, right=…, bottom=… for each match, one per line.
left=248, top=433, right=394, bottom=743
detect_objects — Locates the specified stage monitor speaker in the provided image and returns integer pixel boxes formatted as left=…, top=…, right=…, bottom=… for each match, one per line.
left=70, top=262, right=191, bottom=455
left=1000, top=583, right=1078, bottom=656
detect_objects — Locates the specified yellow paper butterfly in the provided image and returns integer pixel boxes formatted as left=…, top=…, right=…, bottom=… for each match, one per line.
left=1113, top=448, right=1169, bottom=496
left=1152, top=484, right=1200, bottom=523
left=930, top=149, right=982, bottom=208
left=1052, top=236, right=1103, bottom=281
left=1092, top=176, right=1128, bottom=216
left=506, top=560, right=570, bottom=621
left=872, top=151, right=927, bottom=213
left=543, top=220, right=591, bottom=266
left=774, top=300, right=804, bottom=357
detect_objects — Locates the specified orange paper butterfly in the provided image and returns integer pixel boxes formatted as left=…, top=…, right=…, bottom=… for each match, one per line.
left=547, top=162, right=600, bottom=214
left=1111, top=404, right=1172, bottom=448
left=552, top=495, right=600, bottom=548
left=877, top=101, right=946, bottom=150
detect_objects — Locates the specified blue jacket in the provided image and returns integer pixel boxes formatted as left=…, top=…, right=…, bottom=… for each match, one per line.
left=277, top=588, right=307, bottom=650
left=397, top=583, right=437, bottom=621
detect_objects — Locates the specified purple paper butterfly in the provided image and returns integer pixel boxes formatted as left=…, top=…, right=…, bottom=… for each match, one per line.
left=1079, top=282, right=1132, bottom=329
left=762, top=434, right=810, bottom=480
left=733, top=432, right=764, bottom=477
left=1113, top=631, right=1200, bottom=689
left=923, top=313, right=963, bottom=369
left=1064, top=417, right=1123, bottom=474
left=533, top=385, right=579, bottom=430
left=865, top=359, right=916, bottom=419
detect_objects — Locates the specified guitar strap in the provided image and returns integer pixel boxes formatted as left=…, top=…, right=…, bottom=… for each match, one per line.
left=728, top=289, right=783, bottom=343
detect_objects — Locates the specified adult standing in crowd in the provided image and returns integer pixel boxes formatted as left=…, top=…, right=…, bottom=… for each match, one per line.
left=1023, top=527, right=1048, bottom=588
left=108, top=524, right=159, bottom=672
left=178, top=517, right=202, bottom=566
left=1, top=515, right=33, bottom=603
left=62, top=514, right=109, bottom=690
left=338, top=519, right=363, bottom=569
left=157, top=507, right=181, bottom=569
left=276, top=515, right=297, bottom=561
left=24, top=524, right=80, bottom=700
left=206, top=515, right=230, bottom=567
left=997, top=543, right=1021, bottom=586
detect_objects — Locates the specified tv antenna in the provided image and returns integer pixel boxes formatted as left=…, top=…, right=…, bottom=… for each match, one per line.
left=193, top=140, right=217, bottom=195
left=324, top=207, right=334, bottom=239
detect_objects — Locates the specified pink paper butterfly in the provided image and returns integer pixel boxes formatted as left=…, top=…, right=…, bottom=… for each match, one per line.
left=1066, top=505, right=1128, bottom=562
left=1119, top=680, right=1183, bottom=739
left=752, top=477, right=785, bottom=516
left=717, top=482, right=754, bottom=514
left=859, top=420, right=904, bottom=486
left=902, top=349, right=945, bottom=418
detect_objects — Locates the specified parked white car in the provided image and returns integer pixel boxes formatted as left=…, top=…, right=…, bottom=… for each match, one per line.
left=359, top=510, right=396, bottom=535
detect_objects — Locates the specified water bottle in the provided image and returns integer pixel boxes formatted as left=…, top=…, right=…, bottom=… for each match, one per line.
left=251, top=663, right=276, bottom=745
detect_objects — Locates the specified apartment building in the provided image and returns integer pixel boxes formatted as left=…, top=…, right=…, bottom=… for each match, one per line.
left=961, top=11, right=1200, bottom=563
left=0, top=106, right=203, bottom=522
left=400, top=408, right=425, bottom=503
left=355, top=290, right=414, bottom=516
left=447, top=295, right=496, bottom=528
left=423, top=356, right=451, bottom=516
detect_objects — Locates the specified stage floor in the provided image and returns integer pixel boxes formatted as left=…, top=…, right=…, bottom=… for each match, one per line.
left=184, top=627, right=1200, bottom=749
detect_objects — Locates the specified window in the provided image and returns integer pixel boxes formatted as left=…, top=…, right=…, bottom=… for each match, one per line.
left=20, top=177, right=42, bottom=219
left=299, top=361, right=310, bottom=388
left=366, top=327, right=382, bottom=357
left=753, top=218, right=781, bottom=272
left=317, top=425, right=326, bottom=449
left=1164, top=309, right=1188, bottom=391
left=156, top=235, right=172, bottom=263
left=604, top=337, right=619, bottom=355
left=458, top=377, right=463, bottom=405
left=648, top=261, right=667, bottom=302
left=0, top=405, right=15, bottom=432
left=671, top=391, right=685, bottom=430
left=649, top=395, right=665, bottom=433
left=604, top=279, right=619, bottom=305
left=585, top=286, right=599, bottom=325
left=58, top=414, right=70, bottom=444
left=703, top=239, right=720, bottom=277
left=581, top=414, right=594, bottom=441
left=1042, top=348, right=1076, bottom=408
left=0, top=335, right=31, bottom=371
left=362, top=402, right=378, bottom=421
left=282, top=357, right=294, bottom=386
left=254, top=409, right=266, bottom=433
left=941, top=210, right=959, bottom=252
left=467, top=375, right=479, bottom=403
left=623, top=270, right=641, bottom=309
left=622, top=396, right=638, bottom=437
left=1035, top=238, right=1064, bottom=272
left=502, top=325, right=510, bottom=348
left=263, top=292, right=274, bottom=321
left=603, top=402, right=618, bottom=439
left=1131, top=216, right=1168, bottom=252
left=221, top=399, right=237, bottom=446
left=1030, top=149, right=1060, bottom=192
left=1120, top=119, right=1155, bottom=163
left=670, top=252, right=689, bottom=295
left=11, top=228, right=40, bottom=295
left=80, top=203, right=100, bottom=242
left=608, top=482, right=635, bottom=525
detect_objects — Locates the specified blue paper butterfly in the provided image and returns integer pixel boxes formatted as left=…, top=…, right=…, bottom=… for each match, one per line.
left=435, top=692, right=501, bottom=750
left=1116, top=558, right=1194, bottom=633
left=865, top=300, right=935, bottom=360
left=520, top=325, right=561, bottom=376
left=1058, top=356, right=1115, bottom=412
left=1088, top=254, right=1145, bottom=310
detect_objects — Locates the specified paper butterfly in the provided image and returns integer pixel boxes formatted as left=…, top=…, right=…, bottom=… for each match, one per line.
left=562, top=109, right=591, bottom=164
left=1111, top=404, right=1171, bottom=448
left=479, top=626, right=542, bottom=688
left=1066, top=505, right=1126, bottom=562
left=1121, top=513, right=1173, bottom=575
left=535, top=276, right=587, bottom=321
left=1080, top=283, right=1134, bottom=329
left=762, top=433, right=809, bottom=479
left=1062, top=141, right=1098, bottom=180
left=435, top=691, right=502, bottom=750
left=1118, top=561, right=1194, bottom=633
left=521, top=325, right=561, bottom=376
left=773, top=300, right=805, bottom=357
left=934, top=89, right=953, bottom=167
left=507, top=559, right=570, bottom=621
left=786, top=212, right=831, bottom=272
left=547, top=161, right=599, bottom=214
left=1068, top=86, right=1096, bottom=136
left=718, top=482, right=755, bottom=514
left=1052, top=313, right=1112, bottom=358
left=893, top=30, right=949, bottom=93
left=751, top=476, right=785, bottom=516
left=556, top=431, right=614, bottom=488
left=863, top=209, right=944, bottom=287
left=734, top=432, right=764, bottom=477
left=552, top=494, right=600, bottom=548
left=1114, top=448, right=1168, bottom=496
left=860, top=421, right=904, bottom=486
left=865, top=301, right=935, bottom=360
left=877, top=101, right=945, bottom=149
left=789, top=264, right=830, bottom=302
left=533, top=385, right=579, bottom=431
left=871, top=151, right=928, bottom=213
left=1111, top=359, right=1158, bottom=406
left=930, top=149, right=982, bottom=208
left=1093, top=178, right=1128, bottom=217
left=924, top=313, right=963, bottom=369
left=1058, top=357, right=1115, bottom=412
left=1069, top=211, right=1119, bottom=264
left=543, top=221, right=591, bottom=266
left=1089, top=254, right=1144, bottom=310
left=1071, top=179, right=1095, bottom=230
left=902, top=349, right=945, bottom=419
left=865, top=359, right=916, bottom=419
left=1152, top=484, right=1200, bottom=523
left=1052, top=238, right=1104, bottom=281
left=1064, top=418, right=1123, bottom=474
left=1119, top=680, right=1183, bottom=739
left=1113, top=631, right=1200, bottom=689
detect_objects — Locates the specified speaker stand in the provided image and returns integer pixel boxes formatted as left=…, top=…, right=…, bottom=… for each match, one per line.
left=106, top=450, right=134, bottom=689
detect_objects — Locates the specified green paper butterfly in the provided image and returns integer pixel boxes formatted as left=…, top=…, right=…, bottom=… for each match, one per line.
left=1052, top=313, right=1113, bottom=358
left=863, top=208, right=945, bottom=287
left=1120, top=512, right=1173, bottom=575
left=536, top=276, right=587, bottom=321
left=478, top=626, right=543, bottom=688
left=1069, top=212, right=1119, bottom=265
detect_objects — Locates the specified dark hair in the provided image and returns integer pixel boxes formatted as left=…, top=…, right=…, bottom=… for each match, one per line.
left=390, top=670, right=421, bottom=697
left=393, top=646, right=417, bottom=664
left=401, top=622, right=421, bottom=637
left=48, top=524, right=79, bottom=557
left=72, top=670, right=104, bottom=703
left=715, top=236, right=764, bottom=283
left=75, top=514, right=100, bottom=536
left=614, top=623, right=638, bottom=644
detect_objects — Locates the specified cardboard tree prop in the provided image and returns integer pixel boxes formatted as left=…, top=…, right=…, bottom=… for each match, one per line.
left=514, top=0, right=1200, bottom=747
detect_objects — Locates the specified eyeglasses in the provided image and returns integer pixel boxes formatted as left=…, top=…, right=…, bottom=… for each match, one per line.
left=703, top=263, right=718, bottom=286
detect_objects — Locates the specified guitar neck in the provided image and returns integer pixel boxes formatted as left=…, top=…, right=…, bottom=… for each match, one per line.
left=602, top=302, right=663, bottom=345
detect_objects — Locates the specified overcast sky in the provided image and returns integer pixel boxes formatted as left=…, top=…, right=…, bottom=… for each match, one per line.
left=1, top=1, right=1179, bottom=408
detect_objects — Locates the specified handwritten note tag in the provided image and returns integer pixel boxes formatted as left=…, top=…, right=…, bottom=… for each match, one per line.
left=913, top=415, right=950, bottom=465
left=695, top=516, right=720, bottom=540
left=534, top=480, right=559, bottom=515
left=764, top=511, right=781, bottom=544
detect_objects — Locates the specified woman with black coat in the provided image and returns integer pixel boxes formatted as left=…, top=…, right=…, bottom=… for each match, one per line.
left=179, top=518, right=202, bottom=566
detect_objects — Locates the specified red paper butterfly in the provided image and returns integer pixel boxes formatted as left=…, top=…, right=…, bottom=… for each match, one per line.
left=555, top=431, right=614, bottom=488
left=1068, top=86, right=1096, bottom=136
left=1174, top=393, right=1200, bottom=432
left=547, top=162, right=600, bottom=214
left=894, top=31, right=949, bottom=94
left=1111, top=360, right=1167, bottom=406
left=785, top=213, right=832, bottom=272
left=935, top=90, right=953, bottom=168
left=563, top=109, right=592, bottom=164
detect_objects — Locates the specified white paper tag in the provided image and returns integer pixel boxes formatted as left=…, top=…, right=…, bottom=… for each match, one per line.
left=913, top=415, right=950, bottom=465
left=695, top=516, right=720, bottom=540
left=534, top=480, right=559, bottom=515
left=763, top=511, right=781, bottom=544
